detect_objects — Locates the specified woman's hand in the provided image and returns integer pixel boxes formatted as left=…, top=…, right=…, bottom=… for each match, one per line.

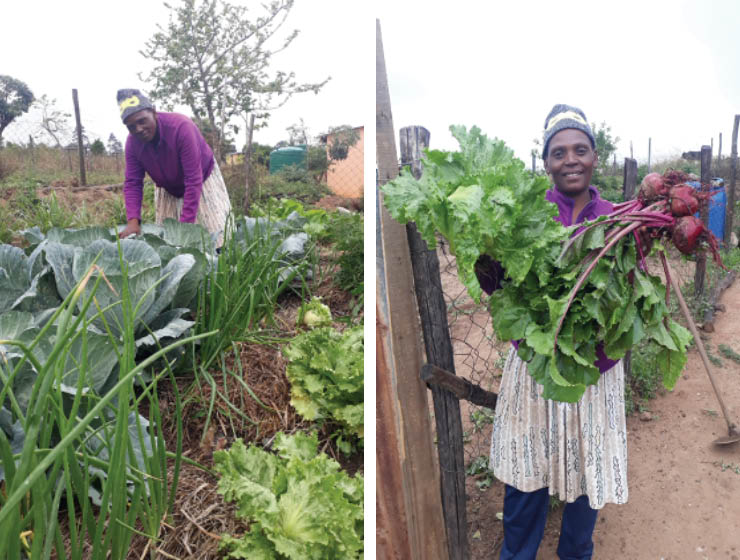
left=118, top=218, right=141, bottom=239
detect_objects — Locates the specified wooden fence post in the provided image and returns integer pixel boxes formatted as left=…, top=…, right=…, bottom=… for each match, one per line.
left=400, top=125, right=469, bottom=560
left=72, top=89, right=86, bottom=186
left=622, top=157, right=638, bottom=379
left=623, top=157, right=638, bottom=200
left=647, top=138, right=651, bottom=174
left=725, top=116, right=739, bottom=246
left=719, top=132, right=722, bottom=164
left=694, top=145, right=712, bottom=299
left=242, top=112, right=256, bottom=215
left=376, top=20, right=448, bottom=560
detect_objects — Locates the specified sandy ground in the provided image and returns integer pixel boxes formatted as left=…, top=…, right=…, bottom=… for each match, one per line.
left=435, top=246, right=740, bottom=560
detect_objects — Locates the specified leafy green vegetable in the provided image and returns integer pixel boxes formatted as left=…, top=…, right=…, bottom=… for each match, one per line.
left=381, top=125, right=691, bottom=402
left=297, top=296, right=333, bottom=329
left=214, top=431, right=363, bottom=559
left=283, top=326, right=363, bottom=451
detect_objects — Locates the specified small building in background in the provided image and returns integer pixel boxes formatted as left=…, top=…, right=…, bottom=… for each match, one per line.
left=323, top=126, right=363, bottom=198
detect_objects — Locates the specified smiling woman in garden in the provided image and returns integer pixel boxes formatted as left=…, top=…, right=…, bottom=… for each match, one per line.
left=474, top=104, right=639, bottom=560
left=116, top=88, right=231, bottom=244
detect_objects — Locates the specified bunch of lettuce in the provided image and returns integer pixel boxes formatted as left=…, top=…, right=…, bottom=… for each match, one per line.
left=296, top=297, right=333, bottom=329
left=283, top=325, right=363, bottom=452
left=381, top=125, right=691, bottom=402
left=214, top=431, right=364, bottom=559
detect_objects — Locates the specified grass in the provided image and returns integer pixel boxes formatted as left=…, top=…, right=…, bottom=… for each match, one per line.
left=718, top=343, right=740, bottom=364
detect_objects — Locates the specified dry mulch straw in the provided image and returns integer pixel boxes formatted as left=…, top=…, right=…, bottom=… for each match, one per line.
left=126, top=332, right=363, bottom=558
left=128, top=340, right=310, bottom=559
left=55, top=291, right=362, bottom=559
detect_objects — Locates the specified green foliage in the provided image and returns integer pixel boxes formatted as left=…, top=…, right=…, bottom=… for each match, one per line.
left=469, top=407, right=495, bottom=432
left=282, top=326, right=364, bottom=453
left=627, top=340, right=664, bottom=411
left=0, top=75, right=34, bottom=146
left=297, top=296, right=333, bottom=329
left=718, top=343, right=740, bottom=364
left=214, top=432, right=364, bottom=559
left=193, top=213, right=311, bottom=369
left=89, top=139, right=106, bottom=156
left=325, top=211, right=364, bottom=296
left=720, top=247, right=740, bottom=270
left=326, top=125, right=360, bottom=162
left=307, top=144, right=329, bottom=180
left=382, top=125, right=692, bottom=402
left=193, top=116, right=234, bottom=162
left=466, top=455, right=494, bottom=490
left=254, top=168, right=330, bottom=205
left=590, top=121, right=620, bottom=174
left=0, top=240, right=210, bottom=559
left=140, top=0, right=327, bottom=153
left=591, top=172, right=624, bottom=203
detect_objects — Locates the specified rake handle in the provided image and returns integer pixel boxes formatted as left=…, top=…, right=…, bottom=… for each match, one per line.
left=665, top=259, right=737, bottom=434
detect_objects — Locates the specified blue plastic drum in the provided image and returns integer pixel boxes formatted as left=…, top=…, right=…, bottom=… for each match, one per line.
left=687, top=179, right=726, bottom=245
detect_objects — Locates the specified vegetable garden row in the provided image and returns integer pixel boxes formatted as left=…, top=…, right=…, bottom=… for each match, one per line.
left=0, top=199, right=364, bottom=559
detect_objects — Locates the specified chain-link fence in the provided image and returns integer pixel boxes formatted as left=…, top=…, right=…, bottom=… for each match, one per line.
left=325, top=126, right=364, bottom=199
left=1, top=114, right=125, bottom=186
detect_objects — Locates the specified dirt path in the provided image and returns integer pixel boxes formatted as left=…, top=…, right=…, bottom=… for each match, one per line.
left=534, top=275, right=740, bottom=559
left=459, top=267, right=740, bottom=559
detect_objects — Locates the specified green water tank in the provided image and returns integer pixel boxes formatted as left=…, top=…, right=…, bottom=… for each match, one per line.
left=269, top=145, right=307, bottom=174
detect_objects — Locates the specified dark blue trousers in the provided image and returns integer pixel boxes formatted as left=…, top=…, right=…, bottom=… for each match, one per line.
left=499, top=485, right=598, bottom=560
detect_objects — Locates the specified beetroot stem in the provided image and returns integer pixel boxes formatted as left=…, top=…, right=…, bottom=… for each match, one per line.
left=553, top=221, right=642, bottom=350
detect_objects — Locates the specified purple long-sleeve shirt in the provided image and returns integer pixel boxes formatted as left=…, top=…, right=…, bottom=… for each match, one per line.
left=123, top=112, right=214, bottom=223
left=475, top=185, right=619, bottom=373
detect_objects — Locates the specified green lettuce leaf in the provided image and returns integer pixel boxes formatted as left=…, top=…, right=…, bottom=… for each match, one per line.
left=214, top=432, right=363, bottom=560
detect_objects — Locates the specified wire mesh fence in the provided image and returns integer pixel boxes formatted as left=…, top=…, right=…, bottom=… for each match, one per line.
left=325, top=127, right=364, bottom=199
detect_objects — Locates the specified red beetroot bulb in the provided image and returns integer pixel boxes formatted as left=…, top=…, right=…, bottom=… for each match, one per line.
left=669, top=185, right=700, bottom=217
left=671, top=215, right=705, bottom=255
left=638, top=172, right=667, bottom=203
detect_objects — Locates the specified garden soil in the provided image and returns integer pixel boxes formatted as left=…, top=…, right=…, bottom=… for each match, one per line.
left=461, top=275, right=740, bottom=560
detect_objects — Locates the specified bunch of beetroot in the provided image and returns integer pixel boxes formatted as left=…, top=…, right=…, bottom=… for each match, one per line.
left=552, top=169, right=726, bottom=352
left=635, top=169, right=723, bottom=262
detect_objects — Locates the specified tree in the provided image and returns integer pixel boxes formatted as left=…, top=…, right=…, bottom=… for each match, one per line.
left=0, top=75, right=34, bottom=147
left=325, top=125, right=359, bottom=162
left=286, top=118, right=309, bottom=146
left=139, top=0, right=328, bottom=163
left=33, top=94, right=71, bottom=148
left=107, top=133, right=123, bottom=155
left=591, top=121, right=620, bottom=173
left=90, top=139, right=106, bottom=156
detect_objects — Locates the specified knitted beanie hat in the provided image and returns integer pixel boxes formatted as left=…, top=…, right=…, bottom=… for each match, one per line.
left=117, top=89, right=154, bottom=123
left=542, top=104, right=595, bottom=158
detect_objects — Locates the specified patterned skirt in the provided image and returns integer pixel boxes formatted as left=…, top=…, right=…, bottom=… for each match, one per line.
left=154, top=160, right=232, bottom=246
left=489, top=346, right=628, bottom=509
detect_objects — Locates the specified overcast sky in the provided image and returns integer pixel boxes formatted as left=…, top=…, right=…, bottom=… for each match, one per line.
left=3, top=0, right=370, bottom=150
left=376, top=0, right=740, bottom=168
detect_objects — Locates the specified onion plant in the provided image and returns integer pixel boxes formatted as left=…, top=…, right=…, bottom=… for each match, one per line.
left=188, top=215, right=310, bottom=441
left=0, top=253, right=215, bottom=559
